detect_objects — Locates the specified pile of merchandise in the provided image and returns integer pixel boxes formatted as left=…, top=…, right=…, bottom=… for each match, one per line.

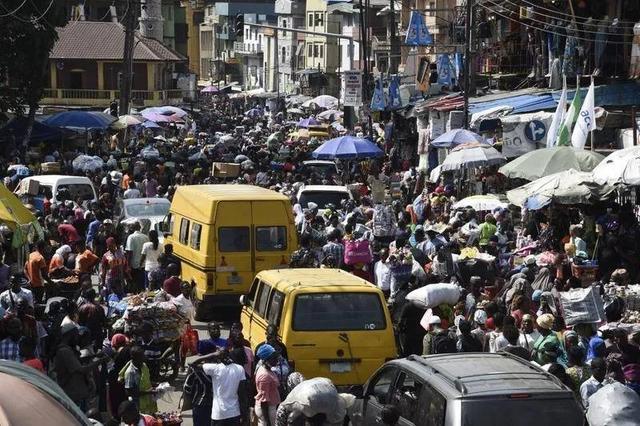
left=112, top=294, right=187, bottom=342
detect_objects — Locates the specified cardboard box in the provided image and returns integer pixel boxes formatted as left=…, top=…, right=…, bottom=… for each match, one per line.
left=212, top=162, right=240, bottom=178
left=25, top=179, right=39, bottom=196
left=41, top=162, right=61, bottom=174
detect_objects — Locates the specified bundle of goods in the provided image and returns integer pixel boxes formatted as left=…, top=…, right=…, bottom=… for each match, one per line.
left=586, top=382, right=640, bottom=426
left=570, top=259, right=599, bottom=286
left=559, top=286, right=606, bottom=326
left=154, top=412, right=182, bottom=426
left=406, top=283, right=461, bottom=309
left=122, top=300, right=187, bottom=342
left=612, top=285, right=640, bottom=312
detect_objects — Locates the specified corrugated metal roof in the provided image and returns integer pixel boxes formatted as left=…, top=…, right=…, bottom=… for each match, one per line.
left=469, top=94, right=557, bottom=114
left=50, top=21, right=186, bottom=62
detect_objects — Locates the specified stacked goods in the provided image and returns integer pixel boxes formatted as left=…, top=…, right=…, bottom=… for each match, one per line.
left=154, top=412, right=182, bottom=426
left=122, top=301, right=186, bottom=342
left=559, top=286, right=606, bottom=326
left=615, top=285, right=640, bottom=311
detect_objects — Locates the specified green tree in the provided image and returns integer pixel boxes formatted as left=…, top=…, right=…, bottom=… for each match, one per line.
left=0, top=0, right=67, bottom=149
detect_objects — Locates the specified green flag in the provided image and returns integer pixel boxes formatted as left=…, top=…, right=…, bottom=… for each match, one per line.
left=556, top=88, right=583, bottom=146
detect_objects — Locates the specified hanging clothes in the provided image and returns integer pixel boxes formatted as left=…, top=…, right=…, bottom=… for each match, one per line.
left=562, top=24, right=579, bottom=78
left=630, top=22, right=640, bottom=79
left=593, top=18, right=611, bottom=77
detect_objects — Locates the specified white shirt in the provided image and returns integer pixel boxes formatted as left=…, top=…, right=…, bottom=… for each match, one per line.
left=141, top=241, right=163, bottom=271
left=580, top=376, right=612, bottom=408
left=518, top=330, right=541, bottom=351
left=494, top=334, right=509, bottom=353
left=0, top=288, right=34, bottom=311
left=202, top=362, right=246, bottom=420
left=123, top=188, right=141, bottom=199
left=125, top=231, right=149, bottom=269
left=374, top=260, right=392, bottom=292
left=173, top=294, right=194, bottom=321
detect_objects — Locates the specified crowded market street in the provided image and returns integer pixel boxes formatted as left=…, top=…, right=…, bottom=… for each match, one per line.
left=2, top=0, right=640, bottom=425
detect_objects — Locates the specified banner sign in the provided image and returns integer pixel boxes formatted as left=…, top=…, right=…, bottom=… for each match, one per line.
left=501, top=111, right=554, bottom=158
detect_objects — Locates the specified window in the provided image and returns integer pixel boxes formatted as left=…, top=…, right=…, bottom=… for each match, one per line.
left=420, top=383, right=447, bottom=426
left=190, top=223, right=202, bottom=250
left=167, top=213, right=174, bottom=235
left=281, top=46, right=286, bottom=64
left=391, top=373, right=424, bottom=423
left=293, top=293, right=386, bottom=331
left=179, top=218, right=190, bottom=245
left=256, top=226, right=287, bottom=251
left=247, top=278, right=260, bottom=306
left=308, top=44, right=313, bottom=57
left=368, top=368, right=398, bottom=405
left=429, top=1, right=436, bottom=17
left=218, top=227, right=250, bottom=252
left=125, top=203, right=170, bottom=217
left=298, top=190, right=350, bottom=210
left=315, top=12, right=323, bottom=28
left=256, top=282, right=272, bottom=317
left=245, top=28, right=249, bottom=39
left=282, top=19, right=287, bottom=36
left=313, top=45, right=319, bottom=58
left=319, top=44, right=323, bottom=59
left=266, top=290, right=285, bottom=326
left=308, top=12, right=313, bottom=28
left=56, top=184, right=95, bottom=201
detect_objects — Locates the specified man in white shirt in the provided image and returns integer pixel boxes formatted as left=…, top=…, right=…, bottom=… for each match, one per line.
left=580, top=357, right=612, bottom=409
left=192, top=348, right=249, bottom=425
left=123, top=181, right=141, bottom=199
left=374, top=249, right=392, bottom=298
left=125, top=222, right=149, bottom=293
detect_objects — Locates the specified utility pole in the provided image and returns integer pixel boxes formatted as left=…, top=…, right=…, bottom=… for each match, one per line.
left=388, top=0, right=399, bottom=74
left=463, top=0, right=473, bottom=129
left=120, top=0, right=138, bottom=115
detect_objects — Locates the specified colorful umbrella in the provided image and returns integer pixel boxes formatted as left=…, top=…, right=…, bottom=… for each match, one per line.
left=499, top=147, right=604, bottom=181
left=591, top=146, right=640, bottom=186
left=200, top=85, right=220, bottom=93
left=452, top=194, right=509, bottom=212
left=430, top=129, right=485, bottom=148
left=440, top=143, right=506, bottom=171
left=111, top=114, right=143, bottom=129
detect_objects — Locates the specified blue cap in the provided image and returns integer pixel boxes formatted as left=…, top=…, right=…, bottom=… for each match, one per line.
left=256, top=344, right=276, bottom=361
left=532, top=289, right=543, bottom=302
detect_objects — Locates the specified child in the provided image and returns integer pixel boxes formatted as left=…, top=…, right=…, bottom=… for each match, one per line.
left=119, top=345, right=157, bottom=415
left=20, top=336, right=44, bottom=373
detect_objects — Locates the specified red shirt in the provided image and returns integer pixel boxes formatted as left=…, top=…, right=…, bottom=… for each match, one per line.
left=23, top=358, right=44, bottom=373
left=163, top=276, right=181, bottom=297
left=57, top=223, right=81, bottom=244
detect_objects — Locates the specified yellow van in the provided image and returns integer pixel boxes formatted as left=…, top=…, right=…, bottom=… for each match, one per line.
left=240, top=268, right=397, bottom=387
left=165, top=185, right=297, bottom=319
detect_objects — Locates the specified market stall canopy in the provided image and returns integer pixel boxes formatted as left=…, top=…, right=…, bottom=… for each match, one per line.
left=506, top=169, right=615, bottom=208
left=141, top=106, right=189, bottom=118
left=591, top=146, right=640, bottom=186
left=1, top=117, right=73, bottom=144
left=141, top=111, right=172, bottom=123
left=43, top=111, right=116, bottom=130
left=430, top=129, right=485, bottom=148
left=317, top=109, right=343, bottom=121
left=452, top=194, right=509, bottom=211
left=200, top=85, right=220, bottom=93
left=499, top=147, right=605, bottom=181
left=0, top=361, right=89, bottom=425
left=0, top=184, right=43, bottom=246
left=440, top=143, right=506, bottom=171
left=303, top=95, right=339, bottom=109
left=312, top=136, right=384, bottom=160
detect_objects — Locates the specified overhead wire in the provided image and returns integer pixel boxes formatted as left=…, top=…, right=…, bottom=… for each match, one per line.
left=478, top=0, right=636, bottom=45
left=517, top=0, right=639, bottom=27
left=491, top=0, right=636, bottom=30
left=0, top=0, right=28, bottom=17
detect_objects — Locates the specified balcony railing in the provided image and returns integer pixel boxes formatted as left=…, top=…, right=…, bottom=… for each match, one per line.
left=41, top=88, right=191, bottom=107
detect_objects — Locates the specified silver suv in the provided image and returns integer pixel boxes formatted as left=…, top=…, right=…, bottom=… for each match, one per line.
left=356, top=353, right=583, bottom=426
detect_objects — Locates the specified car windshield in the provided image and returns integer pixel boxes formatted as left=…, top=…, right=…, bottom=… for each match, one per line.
left=298, top=191, right=349, bottom=209
left=125, top=203, right=170, bottom=217
left=293, top=292, right=386, bottom=331
left=57, top=184, right=95, bottom=201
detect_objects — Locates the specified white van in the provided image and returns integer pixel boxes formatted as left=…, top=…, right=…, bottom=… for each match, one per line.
left=16, top=175, right=98, bottom=211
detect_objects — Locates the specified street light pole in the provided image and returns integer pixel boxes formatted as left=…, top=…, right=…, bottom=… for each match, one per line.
left=120, top=0, right=139, bottom=115
left=463, top=0, right=473, bottom=129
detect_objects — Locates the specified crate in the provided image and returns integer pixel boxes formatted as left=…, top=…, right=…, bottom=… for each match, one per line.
left=212, top=162, right=240, bottom=178
left=571, top=263, right=599, bottom=286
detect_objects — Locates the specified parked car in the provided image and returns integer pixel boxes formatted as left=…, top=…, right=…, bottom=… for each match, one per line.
left=296, top=184, right=353, bottom=216
left=354, top=352, right=584, bottom=426
left=114, top=197, right=171, bottom=240
left=301, top=160, right=340, bottom=182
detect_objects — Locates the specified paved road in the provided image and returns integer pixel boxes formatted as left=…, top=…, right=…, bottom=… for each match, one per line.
left=155, top=320, right=231, bottom=426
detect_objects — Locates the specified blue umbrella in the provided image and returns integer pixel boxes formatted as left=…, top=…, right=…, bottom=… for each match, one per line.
left=430, top=129, right=485, bottom=148
left=297, top=117, right=321, bottom=128
left=43, top=111, right=116, bottom=130
left=312, top=136, right=384, bottom=160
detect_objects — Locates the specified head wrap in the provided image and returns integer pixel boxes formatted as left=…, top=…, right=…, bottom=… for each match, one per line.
left=537, top=313, right=555, bottom=330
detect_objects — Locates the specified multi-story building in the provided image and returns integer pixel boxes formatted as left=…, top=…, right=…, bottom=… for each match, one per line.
left=275, top=0, right=306, bottom=93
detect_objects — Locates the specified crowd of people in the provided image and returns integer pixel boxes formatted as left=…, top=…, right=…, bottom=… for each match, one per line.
left=0, top=94, right=638, bottom=425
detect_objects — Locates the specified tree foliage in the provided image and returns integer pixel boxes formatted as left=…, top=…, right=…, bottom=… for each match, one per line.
left=0, top=0, right=68, bottom=115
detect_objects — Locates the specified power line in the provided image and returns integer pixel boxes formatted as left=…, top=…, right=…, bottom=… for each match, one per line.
left=516, top=0, right=638, bottom=27
left=489, top=0, right=636, bottom=30
left=478, top=0, right=635, bottom=45
left=0, top=0, right=28, bottom=17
